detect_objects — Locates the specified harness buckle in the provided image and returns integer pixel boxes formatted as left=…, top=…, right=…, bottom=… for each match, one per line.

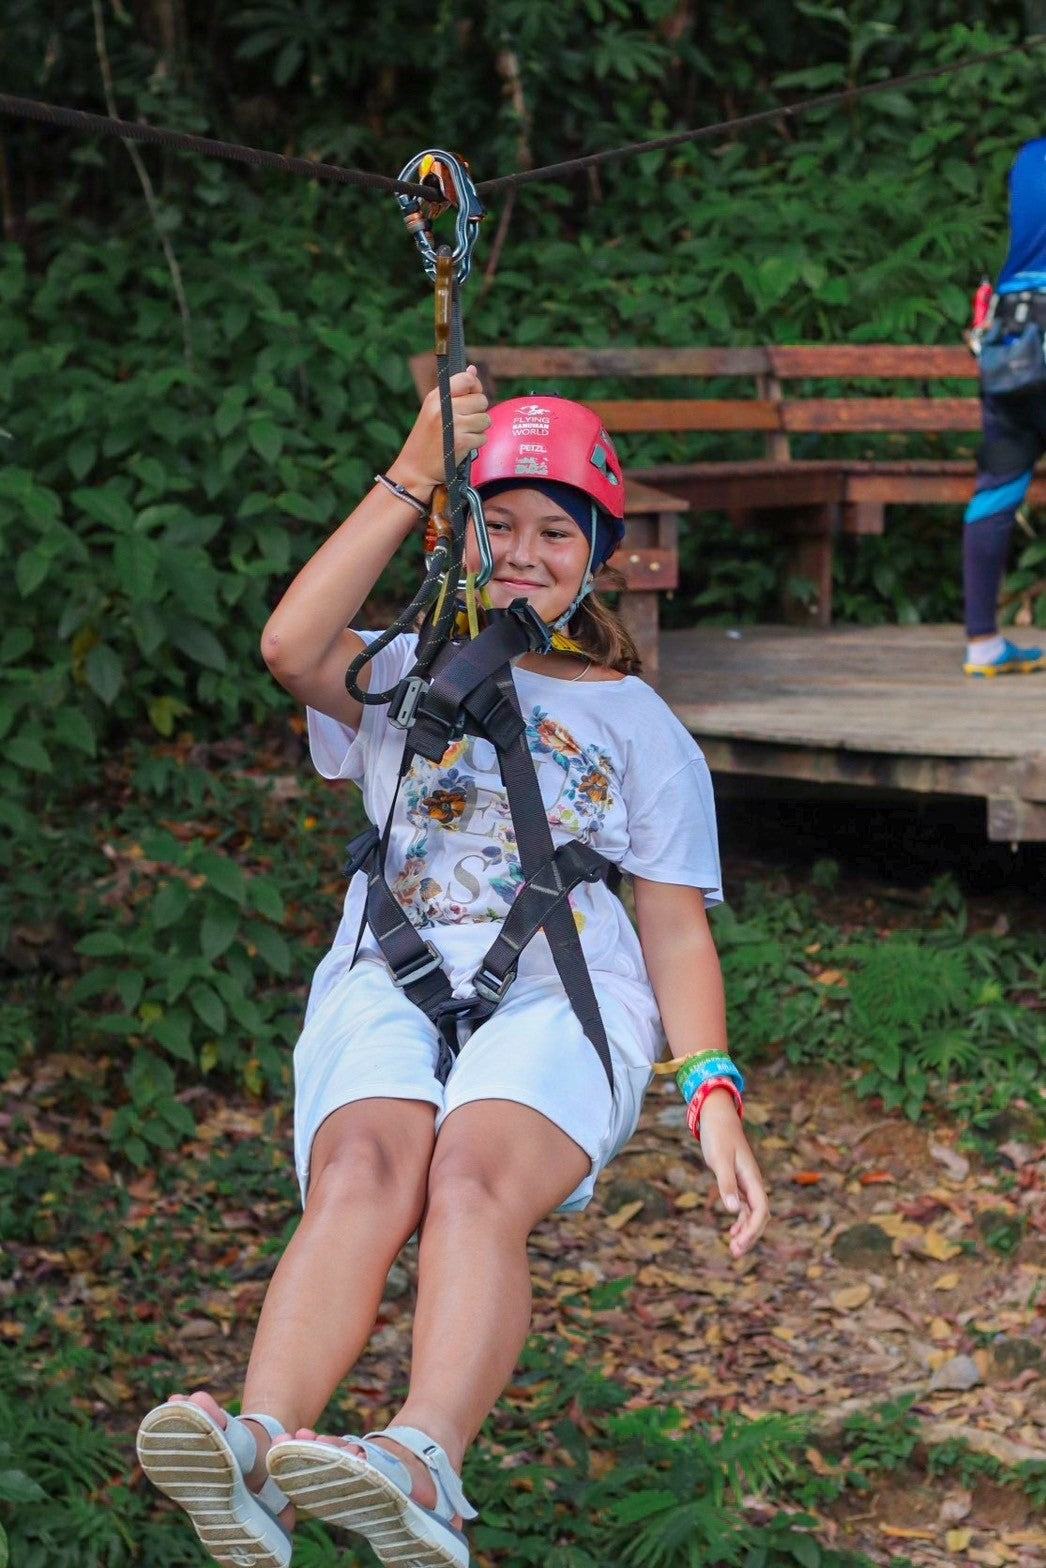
left=472, top=964, right=517, bottom=1006
left=389, top=674, right=429, bottom=730
left=506, top=599, right=552, bottom=653
left=390, top=941, right=445, bottom=989
left=342, top=825, right=380, bottom=878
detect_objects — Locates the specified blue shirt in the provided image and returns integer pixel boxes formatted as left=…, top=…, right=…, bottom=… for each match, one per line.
left=997, top=138, right=1046, bottom=295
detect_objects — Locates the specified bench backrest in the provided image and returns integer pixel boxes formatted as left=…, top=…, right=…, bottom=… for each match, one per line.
left=409, top=344, right=980, bottom=459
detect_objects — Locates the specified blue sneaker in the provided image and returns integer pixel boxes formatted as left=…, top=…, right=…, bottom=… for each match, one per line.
left=963, top=638, right=1046, bottom=677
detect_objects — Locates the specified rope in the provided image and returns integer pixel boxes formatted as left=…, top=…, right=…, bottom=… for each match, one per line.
left=1, top=38, right=1041, bottom=204
left=0, top=92, right=437, bottom=201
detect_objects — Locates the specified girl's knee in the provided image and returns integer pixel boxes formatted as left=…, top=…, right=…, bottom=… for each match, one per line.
left=308, top=1117, right=431, bottom=1216
left=424, top=1159, right=512, bottom=1227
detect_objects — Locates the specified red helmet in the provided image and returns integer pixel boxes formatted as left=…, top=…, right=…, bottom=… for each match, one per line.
left=472, top=396, right=626, bottom=532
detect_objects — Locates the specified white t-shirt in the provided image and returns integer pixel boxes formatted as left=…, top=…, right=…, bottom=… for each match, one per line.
left=305, top=632, right=722, bottom=1047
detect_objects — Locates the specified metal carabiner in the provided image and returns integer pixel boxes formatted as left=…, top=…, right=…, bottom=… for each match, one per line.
left=396, top=148, right=484, bottom=285
left=462, top=483, right=493, bottom=589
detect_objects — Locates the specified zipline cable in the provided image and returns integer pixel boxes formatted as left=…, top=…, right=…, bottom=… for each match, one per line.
left=1, top=37, right=1042, bottom=203
left=476, top=37, right=1045, bottom=194
left=0, top=91, right=438, bottom=201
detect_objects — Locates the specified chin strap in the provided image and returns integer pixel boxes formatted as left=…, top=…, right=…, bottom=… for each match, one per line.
left=549, top=499, right=600, bottom=633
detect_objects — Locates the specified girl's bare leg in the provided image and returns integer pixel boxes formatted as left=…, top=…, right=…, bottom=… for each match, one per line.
left=281, top=1100, right=590, bottom=1514
left=173, top=1098, right=437, bottom=1485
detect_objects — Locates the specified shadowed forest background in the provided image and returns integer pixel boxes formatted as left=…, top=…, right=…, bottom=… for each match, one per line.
left=0, top=3, right=1043, bottom=1566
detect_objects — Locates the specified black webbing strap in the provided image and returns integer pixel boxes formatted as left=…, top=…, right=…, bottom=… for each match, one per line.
left=469, top=839, right=608, bottom=1015
left=465, top=668, right=616, bottom=1090
left=342, top=725, right=463, bottom=1082
left=406, top=607, right=546, bottom=762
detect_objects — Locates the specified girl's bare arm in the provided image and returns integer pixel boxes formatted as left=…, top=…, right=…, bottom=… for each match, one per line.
left=633, top=877, right=770, bottom=1257
left=261, top=368, right=490, bottom=728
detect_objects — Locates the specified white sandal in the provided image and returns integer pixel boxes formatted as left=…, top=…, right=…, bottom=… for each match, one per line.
left=267, top=1423, right=476, bottom=1568
left=136, top=1400, right=292, bottom=1568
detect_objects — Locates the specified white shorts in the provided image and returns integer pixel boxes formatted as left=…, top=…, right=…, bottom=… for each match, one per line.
left=292, top=956, right=657, bottom=1213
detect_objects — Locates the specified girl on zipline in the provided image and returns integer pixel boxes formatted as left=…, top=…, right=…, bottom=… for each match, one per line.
left=136, top=368, right=770, bottom=1568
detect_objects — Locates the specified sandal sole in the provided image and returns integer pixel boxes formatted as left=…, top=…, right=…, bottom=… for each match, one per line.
left=136, top=1403, right=290, bottom=1568
left=268, top=1440, right=468, bottom=1568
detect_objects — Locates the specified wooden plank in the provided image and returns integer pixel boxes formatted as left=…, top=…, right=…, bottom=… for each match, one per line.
left=587, top=399, right=781, bottom=433
left=846, top=471, right=975, bottom=503
left=613, top=547, right=678, bottom=590
left=691, top=736, right=1039, bottom=819
left=846, top=467, right=1046, bottom=504
left=988, top=796, right=1046, bottom=842
left=841, top=501, right=885, bottom=535
left=618, top=592, right=660, bottom=684
left=758, top=371, right=791, bottom=461
left=782, top=398, right=982, bottom=433
left=631, top=461, right=846, bottom=509
left=659, top=625, right=1046, bottom=759
left=462, top=345, right=771, bottom=377
left=781, top=528, right=833, bottom=628
left=624, top=479, right=691, bottom=514
left=769, top=345, right=975, bottom=379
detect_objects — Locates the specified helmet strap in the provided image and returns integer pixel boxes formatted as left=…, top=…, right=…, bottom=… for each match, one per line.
left=549, top=502, right=599, bottom=634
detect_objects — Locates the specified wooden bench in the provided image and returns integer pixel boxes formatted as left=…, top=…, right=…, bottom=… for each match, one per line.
left=410, top=344, right=1046, bottom=658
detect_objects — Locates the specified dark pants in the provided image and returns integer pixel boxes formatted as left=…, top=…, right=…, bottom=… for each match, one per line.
left=963, top=385, right=1046, bottom=636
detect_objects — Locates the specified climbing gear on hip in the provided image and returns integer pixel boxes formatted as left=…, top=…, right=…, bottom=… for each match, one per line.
left=977, top=292, right=1046, bottom=397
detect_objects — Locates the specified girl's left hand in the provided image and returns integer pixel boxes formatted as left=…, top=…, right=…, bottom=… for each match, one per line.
left=696, top=1091, right=770, bottom=1258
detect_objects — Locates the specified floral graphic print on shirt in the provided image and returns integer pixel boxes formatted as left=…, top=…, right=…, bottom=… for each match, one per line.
left=389, top=706, right=617, bottom=928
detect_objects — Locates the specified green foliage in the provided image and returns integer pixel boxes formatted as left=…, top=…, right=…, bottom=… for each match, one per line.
left=0, top=1390, right=208, bottom=1567
left=2, top=742, right=365, bottom=1166
left=469, top=1336, right=867, bottom=1568
left=714, top=881, right=1046, bottom=1123
left=837, top=1399, right=921, bottom=1479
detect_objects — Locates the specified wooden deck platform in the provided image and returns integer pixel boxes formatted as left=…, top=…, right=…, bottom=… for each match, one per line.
left=659, top=624, right=1046, bottom=843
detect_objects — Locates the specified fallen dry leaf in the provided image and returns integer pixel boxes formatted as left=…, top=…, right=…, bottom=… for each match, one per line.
left=605, top=1199, right=645, bottom=1230
left=939, top=1489, right=972, bottom=1525
left=831, top=1283, right=872, bottom=1311
left=911, top=1227, right=964, bottom=1261
left=929, top=1140, right=971, bottom=1182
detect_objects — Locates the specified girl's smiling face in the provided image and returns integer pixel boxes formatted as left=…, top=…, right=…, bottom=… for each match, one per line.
left=467, top=488, right=591, bottom=624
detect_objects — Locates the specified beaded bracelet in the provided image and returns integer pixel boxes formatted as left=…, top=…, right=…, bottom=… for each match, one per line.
left=374, top=472, right=431, bottom=518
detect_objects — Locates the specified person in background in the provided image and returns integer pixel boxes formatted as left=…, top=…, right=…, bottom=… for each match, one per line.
left=963, top=136, right=1046, bottom=676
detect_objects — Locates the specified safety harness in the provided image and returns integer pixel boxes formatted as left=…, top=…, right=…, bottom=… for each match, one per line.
left=344, top=604, right=615, bottom=1088
left=339, top=152, right=616, bottom=1092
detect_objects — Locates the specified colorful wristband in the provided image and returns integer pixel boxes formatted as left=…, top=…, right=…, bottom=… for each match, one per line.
left=686, top=1078, right=744, bottom=1143
left=676, top=1054, right=745, bottom=1105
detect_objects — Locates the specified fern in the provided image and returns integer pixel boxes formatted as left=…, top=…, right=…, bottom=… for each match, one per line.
left=847, top=941, right=974, bottom=1035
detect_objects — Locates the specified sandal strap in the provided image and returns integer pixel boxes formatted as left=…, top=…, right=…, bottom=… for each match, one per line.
left=374, top=1425, right=477, bottom=1522
left=225, top=1411, right=290, bottom=1515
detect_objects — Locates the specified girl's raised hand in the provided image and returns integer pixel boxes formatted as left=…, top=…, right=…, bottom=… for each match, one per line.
left=389, top=367, right=491, bottom=496
left=696, top=1092, right=770, bottom=1259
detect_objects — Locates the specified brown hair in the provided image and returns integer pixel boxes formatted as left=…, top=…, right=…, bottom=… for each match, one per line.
left=566, top=566, right=642, bottom=675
